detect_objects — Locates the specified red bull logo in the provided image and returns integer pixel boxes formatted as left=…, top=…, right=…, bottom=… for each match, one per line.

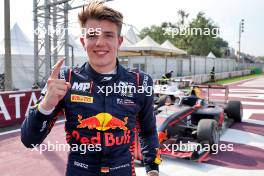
left=68, top=130, right=131, bottom=146
left=71, top=130, right=101, bottom=145
left=67, top=113, right=131, bottom=146
left=77, top=113, right=128, bottom=131
left=105, top=130, right=130, bottom=146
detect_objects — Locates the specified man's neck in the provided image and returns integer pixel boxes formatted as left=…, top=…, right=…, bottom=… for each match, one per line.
left=89, top=62, right=117, bottom=74
left=101, top=66, right=117, bottom=74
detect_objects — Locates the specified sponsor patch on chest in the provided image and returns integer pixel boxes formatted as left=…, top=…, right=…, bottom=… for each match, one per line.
left=71, top=82, right=91, bottom=92
left=117, top=98, right=135, bottom=106
left=71, top=94, right=93, bottom=103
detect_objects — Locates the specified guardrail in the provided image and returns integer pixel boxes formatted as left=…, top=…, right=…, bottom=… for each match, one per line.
left=155, top=70, right=252, bottom=84
left=190, top=70, right=251, bottom=84
left=0, top=89, right=41, bottom=128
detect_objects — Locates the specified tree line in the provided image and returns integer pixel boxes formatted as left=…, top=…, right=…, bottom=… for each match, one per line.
left=139, top=10, right=228, bottom=57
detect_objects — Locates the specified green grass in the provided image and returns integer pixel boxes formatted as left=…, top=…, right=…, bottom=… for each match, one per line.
left=214, top=73, right=263, bottom=85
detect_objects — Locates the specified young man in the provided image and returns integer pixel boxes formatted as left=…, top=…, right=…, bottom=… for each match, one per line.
left=21, top=1, right=160, bottom=176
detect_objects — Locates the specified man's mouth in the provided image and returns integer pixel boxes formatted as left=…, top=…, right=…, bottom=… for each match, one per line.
left=94, top=50, right=109, bottom=56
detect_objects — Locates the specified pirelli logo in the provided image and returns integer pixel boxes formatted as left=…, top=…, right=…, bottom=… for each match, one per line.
left=71, top=94, right=93, bottom=103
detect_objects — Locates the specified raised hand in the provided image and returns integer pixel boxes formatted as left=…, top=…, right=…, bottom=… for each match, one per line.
left=40, top=59, right=71, bottom=111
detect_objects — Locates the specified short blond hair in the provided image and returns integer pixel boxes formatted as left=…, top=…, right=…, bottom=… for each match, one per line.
left=78, top=0, right=123, bottom=35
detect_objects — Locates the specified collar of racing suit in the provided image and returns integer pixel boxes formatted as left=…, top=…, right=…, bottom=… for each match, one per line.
left=101, top=67, right=117, bottom=74
left=83, top=58, right=126, bottom=83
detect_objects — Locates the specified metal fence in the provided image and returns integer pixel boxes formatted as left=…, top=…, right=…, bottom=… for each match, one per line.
left=119, top=55, right=263, bottom=79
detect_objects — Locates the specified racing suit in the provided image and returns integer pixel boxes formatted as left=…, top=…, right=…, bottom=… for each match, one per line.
left=21, top=60, right=160, bottom=176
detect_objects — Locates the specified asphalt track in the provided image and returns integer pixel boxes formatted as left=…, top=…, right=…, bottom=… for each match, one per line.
left=0, top=76, right=263, bottom=176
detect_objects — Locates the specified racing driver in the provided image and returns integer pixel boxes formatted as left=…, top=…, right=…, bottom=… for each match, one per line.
left=21, top=1, right=160, bottom=176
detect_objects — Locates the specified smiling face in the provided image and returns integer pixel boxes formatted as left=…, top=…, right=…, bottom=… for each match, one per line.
left=80, top=19, right=123, bottom=73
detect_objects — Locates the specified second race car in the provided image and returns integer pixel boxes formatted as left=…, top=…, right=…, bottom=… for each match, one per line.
left=135, top=84, right=243, bottom=162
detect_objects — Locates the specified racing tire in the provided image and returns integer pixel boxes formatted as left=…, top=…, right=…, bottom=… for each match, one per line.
left=197, top=119, right=220, bottom=146
left=226, top=101, right=243, bottom=122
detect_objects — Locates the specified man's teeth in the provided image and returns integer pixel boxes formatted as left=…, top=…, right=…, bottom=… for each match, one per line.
left=95, top=51, right=108, bottom=55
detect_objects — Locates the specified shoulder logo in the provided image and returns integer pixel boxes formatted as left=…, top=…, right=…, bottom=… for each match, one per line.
left=143, top=75, right=149, bottom=87
left=59, top=69, right=65, bottom=80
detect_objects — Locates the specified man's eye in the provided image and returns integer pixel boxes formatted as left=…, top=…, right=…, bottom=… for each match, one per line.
left=106, top=34, right=114, bottom=38
left=86, top=33, right=96, bottom=38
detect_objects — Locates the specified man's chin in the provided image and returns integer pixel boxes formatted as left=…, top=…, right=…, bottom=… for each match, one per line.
left=90, top=61, right=115, bottom=70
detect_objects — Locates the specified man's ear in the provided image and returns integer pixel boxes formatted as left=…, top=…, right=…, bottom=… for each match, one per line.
left=118, top=36, right=123, bottom=47
left=80, top=37, right=85, bottom=48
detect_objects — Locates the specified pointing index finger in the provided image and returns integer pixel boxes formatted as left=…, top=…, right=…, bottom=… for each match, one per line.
left=50, top=59, right=64, bottom=79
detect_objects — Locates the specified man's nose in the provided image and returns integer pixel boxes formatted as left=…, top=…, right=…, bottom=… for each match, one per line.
left=95, top=35, right=105, bottom=46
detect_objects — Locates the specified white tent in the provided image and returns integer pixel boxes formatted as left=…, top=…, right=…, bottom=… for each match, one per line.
left=0, top=23, right=35, bottom=90
left=0, top=23, right=33, bottom=55
left=119, top=28, right=142, bottom=57
left=121, top=35, right=175, bottom=55
left=207, top=51, right=216, bottom=58
left=161, top=40, right=187, bottom=55
left=120, top=36, right=133, bottom=48
left=122, top=27, right=141, bottom=44
left=119, top=36, right=141, bottom=57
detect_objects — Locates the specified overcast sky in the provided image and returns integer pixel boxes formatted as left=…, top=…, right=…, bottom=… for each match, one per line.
left=0, top=0, right=263, bottom=56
